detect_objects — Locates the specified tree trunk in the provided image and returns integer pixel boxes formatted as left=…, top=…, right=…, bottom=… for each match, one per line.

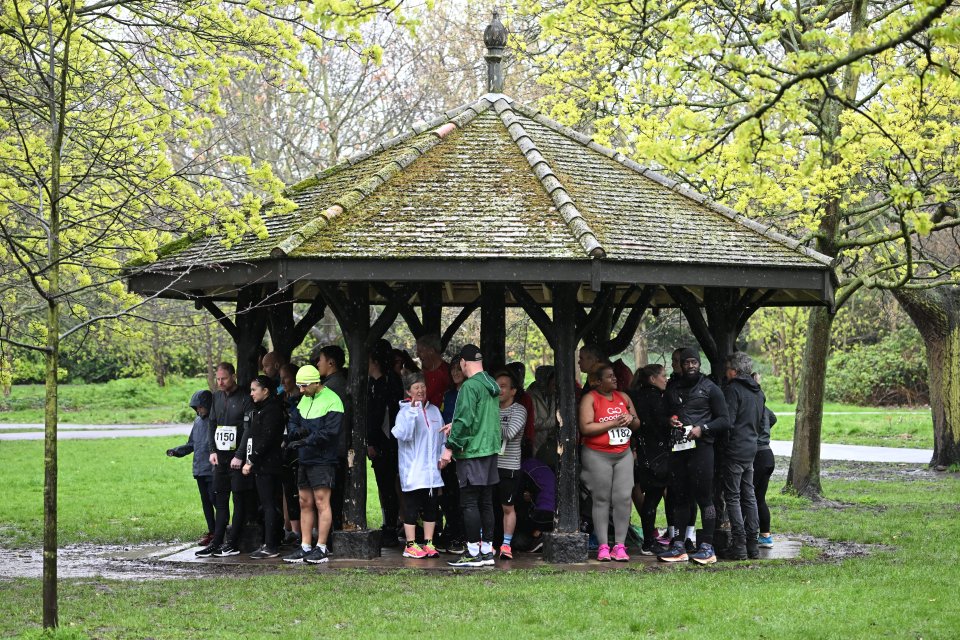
left=785, top=307, right=834, bottom=498
left=895, top=287, right=960, bottom=469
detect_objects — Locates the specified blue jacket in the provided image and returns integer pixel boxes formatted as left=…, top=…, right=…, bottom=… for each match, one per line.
left=169, top=390, right=214, bottom=477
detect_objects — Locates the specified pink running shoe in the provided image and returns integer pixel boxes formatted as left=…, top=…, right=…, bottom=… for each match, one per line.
left=612, top=544, right=630, bottom=562
left=597, top=544, right=612, bottom=562
left=402, top=543, right=428, bottom=558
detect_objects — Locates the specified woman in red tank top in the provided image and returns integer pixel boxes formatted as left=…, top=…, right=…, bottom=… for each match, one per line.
left=579, top=364, right=640, bottom=562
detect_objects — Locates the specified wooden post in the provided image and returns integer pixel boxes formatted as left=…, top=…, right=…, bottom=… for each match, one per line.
left=544, top=282, right=589, bottom=562
left=343, top=282, right=370, bottom=531
left=235, top=285, right=268, bottom=388
left=480, top=282, right=506, bottom=370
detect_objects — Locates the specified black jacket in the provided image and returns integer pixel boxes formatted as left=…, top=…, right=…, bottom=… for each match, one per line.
left=666, top=373, right=730, bottom=445
left=239, top=395, right=286, bottom=474
left=757, top=406, right=777, bottom=451
left=629, top=384, right=672, bottom=462
left=367, top=372, right=404, bottom=455
left=207, top=387, right=254, bottom=468
left=722, top=375, right=766, bottom=463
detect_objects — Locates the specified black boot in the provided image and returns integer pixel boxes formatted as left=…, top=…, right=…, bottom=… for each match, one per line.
left=722, top=535, right=747, bottom=560
left=746, top=534, right=760, bottom=559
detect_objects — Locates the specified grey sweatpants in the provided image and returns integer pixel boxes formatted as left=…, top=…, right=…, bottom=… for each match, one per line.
left=581, top=446, right=634, bottom=546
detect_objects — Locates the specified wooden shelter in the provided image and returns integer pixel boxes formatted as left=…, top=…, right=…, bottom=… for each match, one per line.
left=127, top=12, right=835, bottom=562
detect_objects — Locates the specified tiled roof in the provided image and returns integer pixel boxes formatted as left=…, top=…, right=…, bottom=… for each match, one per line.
left=147, top=94, right=831, bottom=271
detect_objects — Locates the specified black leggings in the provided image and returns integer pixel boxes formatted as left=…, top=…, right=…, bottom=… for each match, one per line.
left=753, top=448, right=776, bottom=533
left=460, top=484, right=495, bottom=544
left=255, top=472, right=283, bottom=550
left=638, top=484, right=665, bottom=543
left=372, top=451, right=400, bottom=530
left=213, top=470, right=257, bottom=547
left=281, top=455, right=300, bottom=522
left=667, top=443, right=716, bottom=545
left=402, top=488, right=439, bottom=525
left=196, top=476, right=216, bottom=533
left=439, top=463, right=463, bottom=539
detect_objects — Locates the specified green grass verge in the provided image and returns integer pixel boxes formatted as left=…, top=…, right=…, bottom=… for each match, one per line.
left=1, top=439, right=959, bottom=638
left=768, top=401, right=933, bottom=449
left=0, top=378, right=204, bottom=424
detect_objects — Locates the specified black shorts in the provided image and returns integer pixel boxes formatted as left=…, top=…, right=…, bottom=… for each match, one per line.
left=298, top=464, right=336, bottom=490
left=497, top=468, right=520, bottom=506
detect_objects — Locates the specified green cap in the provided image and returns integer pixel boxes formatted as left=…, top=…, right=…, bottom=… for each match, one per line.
left=295, top=364, right=322, bottom=384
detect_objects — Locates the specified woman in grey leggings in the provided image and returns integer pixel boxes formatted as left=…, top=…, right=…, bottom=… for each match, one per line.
left=579, top=364, right=640, bottom=561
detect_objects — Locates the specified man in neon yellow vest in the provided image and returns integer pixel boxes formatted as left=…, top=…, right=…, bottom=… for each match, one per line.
left=282, top=364, right=343, bottom=565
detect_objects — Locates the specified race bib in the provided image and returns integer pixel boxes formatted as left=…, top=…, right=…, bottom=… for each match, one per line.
left=607, top=427, right=632, bottom=446
left=672, top=426, right=696, bottom=452
left=246, top=437, right=253, bottom=457
left=214, top=425, right=238, bottom=451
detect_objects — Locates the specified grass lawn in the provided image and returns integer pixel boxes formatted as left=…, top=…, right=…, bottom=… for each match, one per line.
left=767, top=401, right=933, bottom=449
left=0, top=378, right=204, bottom=425
left=0, top=379, right=937, bottom=449
left=1, top=437, right=959, bottom=638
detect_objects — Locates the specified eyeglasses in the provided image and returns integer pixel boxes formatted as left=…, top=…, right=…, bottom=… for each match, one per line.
left=296, top=383, right=311, bottom=389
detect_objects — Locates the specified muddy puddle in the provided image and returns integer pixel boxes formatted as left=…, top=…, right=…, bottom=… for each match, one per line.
left=773, top=457, right=940, bottom=483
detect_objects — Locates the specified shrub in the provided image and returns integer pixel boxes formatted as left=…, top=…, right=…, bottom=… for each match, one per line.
left=825, top=327, right=928, bottom=406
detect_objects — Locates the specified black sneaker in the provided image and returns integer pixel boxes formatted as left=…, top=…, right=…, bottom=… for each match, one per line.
left=213, top=544, right=240, bottom=557
left=480, top=551, right=495, bottom=566
left=529, top=535, right=544, bottom=553
left=640, top=540, right=668, bottom=556
left=250, top=546, right=280, bottom=559
left=304, top=546, right=330, bottom=565
left=195, top=543, right=219, bottom=558
left=445, top=538, right=465, bottom=555
left=447, top=552, right=484, bottom=568
left=282, top=530, right=301, bottom=546
left=283, top=547, right=311, bottom=563
left=684, top=538, right=696, bottom=554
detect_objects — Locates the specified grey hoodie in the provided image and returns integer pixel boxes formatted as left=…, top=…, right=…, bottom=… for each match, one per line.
left=168, top=390, right=214, bottom=477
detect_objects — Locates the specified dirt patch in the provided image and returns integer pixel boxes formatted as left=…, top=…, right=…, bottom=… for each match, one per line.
left=773, top=457, right=938, bottom=483
left=788, top=534, right=892, bottom=561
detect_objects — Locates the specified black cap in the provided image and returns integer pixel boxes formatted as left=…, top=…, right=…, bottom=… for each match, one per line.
left=460, top=344, right=483, bottom=362
left=678, top=347, right=700, bottom=363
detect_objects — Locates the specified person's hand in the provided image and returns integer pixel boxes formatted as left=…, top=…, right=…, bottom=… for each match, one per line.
left=230, top=456, right=243, bottom=470
left=166, top=448, right=176, bottom=457
left=242, top=462, right=252, bottom=476
left=438, top=447, right=453, bottom=470
left=367, top=446, right=378, bottom=460
left=209, top=452, right=219, bottom=466
left=287, top=439, right=305, bottom=450
left=440, top=423, right=452, bottom=436
left=688, top=426, right=702, bottom=440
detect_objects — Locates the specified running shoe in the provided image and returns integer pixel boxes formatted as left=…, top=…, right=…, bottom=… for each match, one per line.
left=758, top=534, right=774, bottom=548
left=499, top=543, right=513, bottom=560
left=249, top=546, right=280, bottom=559
left=213, top=544, right=240, bottom=557
left=445, top=538, right=465, bottom=555
left=282, top=530, right=301, bottom=546
left=690, top=543, right=717, bottom=565
left=612, top=544, right=630, bottom=562
left=596, top=544, right=612, bottom=562
left=447, top=552, right=484, bottom=568
left=657, top=540, right=689, bottom=563
left=195, top=543, right=219, bottom=558
left=684, top=538, right=696, bottom=554
left=403, top=543, right=428, bottom=559
left=305, top=546, right=330, bottom=564
left=639, top=540, right=667, bottom=556
left=656, top=531, right=672, bottom=546
left=283, top=547, right=311, bottom=563
left=423, top=542, right=440, bottom=558
left=529, top=536, right=544, bottom=553
left=480, top=551, right=496, bottom=566
left=198, top=532, right=214, bottom=547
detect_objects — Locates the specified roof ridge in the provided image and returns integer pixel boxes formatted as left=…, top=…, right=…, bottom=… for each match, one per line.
left=509, top=100, right=833, bottom=269
left=493, top=98, right=606, bottom=259
left=271, top=97, right=495, bottom=258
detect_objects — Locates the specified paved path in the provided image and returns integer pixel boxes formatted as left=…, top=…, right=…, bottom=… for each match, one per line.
left=769, top=440, right=932, bottom=463
left=0, top=422, right=934, bottom=463
left=0, top=423, right=190, bottom=440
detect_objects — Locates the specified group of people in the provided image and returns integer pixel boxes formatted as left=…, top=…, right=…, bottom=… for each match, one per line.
left=168, top=336, right=775, bottom=568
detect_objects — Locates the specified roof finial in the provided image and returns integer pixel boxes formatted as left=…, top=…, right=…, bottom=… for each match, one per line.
left=484, top=9, right=507, bottom=94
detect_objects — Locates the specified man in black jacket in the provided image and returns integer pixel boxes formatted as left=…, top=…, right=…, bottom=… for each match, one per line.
left=720, top=352, right=765, bottom=560
left=659, top=348, right=730, bottom=565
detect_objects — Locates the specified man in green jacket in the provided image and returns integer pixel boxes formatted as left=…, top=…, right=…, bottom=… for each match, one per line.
left=440, top=344, right=502, bottom=568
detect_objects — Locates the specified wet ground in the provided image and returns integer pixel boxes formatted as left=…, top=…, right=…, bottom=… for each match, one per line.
left=773, top=457, right=941, bottom=483
left=0, top=538, right=807, bottom=581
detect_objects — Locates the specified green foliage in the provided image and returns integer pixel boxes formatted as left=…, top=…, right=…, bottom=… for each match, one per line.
left=826, top=327, right=929, bottom=406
